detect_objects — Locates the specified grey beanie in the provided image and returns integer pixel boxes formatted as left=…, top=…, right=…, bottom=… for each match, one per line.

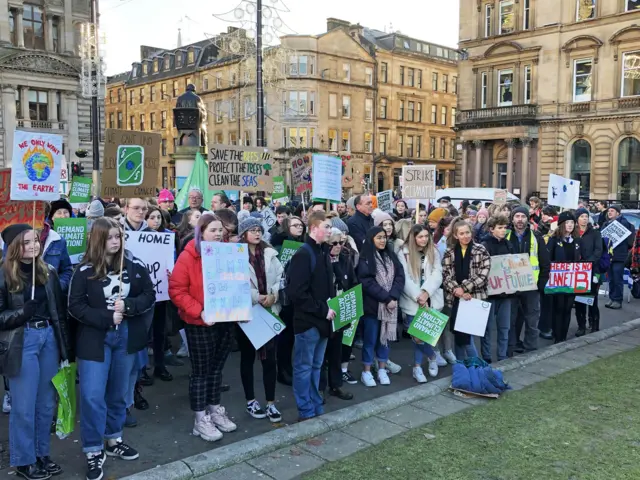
left=237, top=209, right=250, bottom=223
left=86, top=199, right=105, bottom=218
left=346, top=196, right=356, bottom=210
left=238, top=217, right=264, bottom=237
left=331, top=216, right=349, bottom=234
left=250, top=211, right=263, bottom=219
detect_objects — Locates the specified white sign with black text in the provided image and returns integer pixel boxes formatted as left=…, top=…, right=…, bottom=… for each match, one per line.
left=125, top=230, right=176, bottom=302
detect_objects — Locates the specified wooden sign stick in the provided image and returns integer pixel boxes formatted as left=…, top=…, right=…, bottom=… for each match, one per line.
left=116, top=231, right=126, bottom=330
left=415, top=202, right=420, bottom=225
left=31, top=201, right=36, bottom=300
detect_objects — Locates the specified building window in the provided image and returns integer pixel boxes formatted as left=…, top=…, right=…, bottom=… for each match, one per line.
left=622, top=51, right=640, bottom=97
left=431, top=104, right=437, bottom=123
left=451, top=107, right=456, bottom=126
left=380, top=97, right=387, bottom=119
left=109, top=90, right=114, bottom=104
left=142, top=63, right=148, bottom=75
left=161, top=111, right=167, bottom=128
left=626, top=0, right=640, bottom=11
left=399, top=100, right=404, bottom=121
left=203, top=77, right=209, bottom=91
left=175, top=53, right=183, bottom=68
left=109, top=113, right=114, bottom=129
left=398, top=135, right=404, bottom=156
left=229, top=132, right=237, bottom=146
left=52, top=17, right=59, bottom=52
left=23, top=5, right=45, bottom=49
left=430, top=137, right=436, bottom=158
left=328, top=129, right=337, bottom=151
left=365, top=67, right=373, bottom=85
left=117, top=112, right=123, bottom=129
left=129, top=115, right=135, bottom=130
left=416, top=136, right=422, bottom=158
left=28, top=90, right=47, bottom=120
left=432, top=72, right=438, bottom=91
left=441, top=106, right=447, bottom=125
left=215, top=132, right=224, bottom=145
left=229, top=99, right=236, bottom=120
left=310, top=127, right=316, bottom=148
left=187, top=50, right=195, bottom=64
left=139, top=88, right=145, bottom=104
left=150, top=112, right=156, bottom=130
left=215, top=100, right=223, bottom=122
left=129, top=91, right=134, bottom=106
left=450, top=139, right=456, bottom=159
left=440, top=138, right=446, bottom=158
left=216, top=74, right=222, bottom=89
left=164, top=57, right=170, bottom=71
left=400, top=66, right=405, bottom=85
left=161, top=83, right=167, bottom=98
left=407, top=101, right=415, bottom=122
left=417, top=70, right=422, bottom=88
left=299, top=55, right=308, bottom=75
left=342, top=95, right=351, bottom=118
left=139, top=114, right=145, bottom=131
left=365, top=98, right=373, bottom=121
left=161, top=138, right=167, bottom=156
left=329, top=93, right=337, bottom=117
left=343, top=63, right=351, bottom=81
left=342, top=131, right=350, bottom=151
left=381, top=62, right=388, bottom=83
left=230, top=71, right=237, bottom=86
left=443, top=74, right=448, bottom=92
left=117, top=89, right=122, bottom=102
left=498, top=69, right=514, bottom=106
left=481, top=72, right=488, bottom=107
left=618, top=137, right=640, bottom=200
left=244, top=131, right=251, bottom=146
left=243, top=96, right=251, bottom=117
left=289, top=55, right=298, bottom=75
left=379, top=133, right=387, bottom=155
left=571, top=139, right=591, bottom=197
left=453, top=76, right=458, bottom=94
left=364, top=132, right=372, bottom=153
left=407, top=136, right=414, bottom=157
left=499, top=1, right=515, bottom=35
left=150, top=85, right=156, bottom=102
left=153, top=59, right=159, bottom=73
left=173, top=81, right=179, bottom=97
left=573, top=59, right=593, bottom=102
left=485, top=4, right=493, bottom=37
left=408, top=68, right=415, bottom=87
left=524, top=65, right=532, bottom=104
left=417, top=102, right=422, bottom=122
left=309, top=92, right=316, bottom=114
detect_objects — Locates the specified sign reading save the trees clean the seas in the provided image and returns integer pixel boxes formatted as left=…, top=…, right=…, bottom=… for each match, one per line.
left=208, top=145, right=274, bottom=193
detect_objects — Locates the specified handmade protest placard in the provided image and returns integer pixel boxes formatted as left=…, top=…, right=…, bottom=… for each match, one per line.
left=547, top=174, right=580, bottom=210
left=102, top=129, right=161, bottom=198
left=377, top=190, right=394, bottom=213
left=312, top=154, right=342, bottom=203
left=575, top=296, right=595, bottom=306
left=487, top=254, right=537, bottom=296
left=493, top=189, right=508, bottom=204
left=601, top=220, right=632, bottom=249
left=545, top=262, right=592, bottom=294
left=201, top=242, right=252, bottom=323
left=11, top=130, right=63, bottom=201
left=208, top=145, right=273, bottom=193
left=279, top=240, right=303, bottom=264
left=402, top=165, right=436, bottom=199
left=68, top=176, right=93, bottom=205
left=272, top=176, right=288, bottom=204
left=0, top=169, right=45, bottom=233
left=261, top=208, right=277, bottom=242
left=407, top=307, right=449, bottom=347
left=54, top=218, right=87, bottom=264
left=342, top=317, right=360, bottom=346
left=125, top=231, right=176, bottom=302
left=328, top=284, right=364, bottom=332
left=454, top=299, right=491, bottom=337
left=239, top=305, right=287, bottom=350
left=291, top=154, right=312, bottom=195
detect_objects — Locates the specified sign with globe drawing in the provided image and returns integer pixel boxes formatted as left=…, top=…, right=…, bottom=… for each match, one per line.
left=102, top=129, right=160, bottom=198
left=10, top=130, right=63, bottom=201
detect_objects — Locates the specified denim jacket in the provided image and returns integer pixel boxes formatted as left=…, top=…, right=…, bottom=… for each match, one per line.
left=42, top=229, right=73, bottom=292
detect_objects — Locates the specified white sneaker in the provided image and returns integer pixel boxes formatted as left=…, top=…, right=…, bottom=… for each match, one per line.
left=443, top=349, right=457, bottom=364
left=177, top=343, right=189, bottom=358
left=2, top=391, right=10, bottom=413
left=209, top=405, right=237, bottom=432
left=193, top=414, right=223, bottom=442
left=412, top=366, right=427, bottom=383
left=428, top=359, right=439, bottom=377
left=434, top=350, right=448, bottom=367
left=361, top=371, right=377, bottom=387
left=147, top=347, right=154, bottom=356
left=385, top=359, right=402, bottom=374
left=377, top=368, right=391, bottom=385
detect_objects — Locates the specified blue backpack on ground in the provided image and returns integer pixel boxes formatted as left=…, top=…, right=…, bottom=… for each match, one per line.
left=451, top=357, right=511, bottom=395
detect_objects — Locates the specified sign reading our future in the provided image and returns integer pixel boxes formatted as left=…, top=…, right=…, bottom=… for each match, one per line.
left=402, top=165, right=436, bottom=199
left=208, top=145, right=274, bottom=193
left=101, top=129, right=161, bottom=198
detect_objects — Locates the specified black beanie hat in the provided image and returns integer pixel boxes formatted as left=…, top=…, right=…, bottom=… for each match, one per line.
left=1, top=224, right=33, bottom=248
left=49, top=199, right=73, bottom=219
left=558, top=211, right=575, bottom=225
left=511, top=206, right=529, bottom=219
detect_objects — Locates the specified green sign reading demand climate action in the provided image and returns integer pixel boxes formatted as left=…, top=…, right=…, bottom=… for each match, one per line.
left=278, top=240, right=303, bottom=264
left=342, top=317, right=360, bottom=346
left=54, top=218, right=87, bottom=264
left=407, top=307, right=449, bottom=347
left=68, top=176, right=93, bottom=205
left=329, top=284, right=364, bottom=332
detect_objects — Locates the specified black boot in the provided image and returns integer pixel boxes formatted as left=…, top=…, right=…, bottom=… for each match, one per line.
left=575, top=328, right=587, bottom=337
left=36, top=457, right=62, bottom=476
left=139, top=368, right=154, bottom=386
left=15, top=464, right=51, bottom=480
left=134, top=382, right=149, bottom=410
left=590, top=316, right=600, bottom=332
left=329, top=387, right=354, bottom=400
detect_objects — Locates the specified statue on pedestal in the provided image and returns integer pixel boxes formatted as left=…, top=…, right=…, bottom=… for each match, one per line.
left=173, top=84, right=207, bottom=148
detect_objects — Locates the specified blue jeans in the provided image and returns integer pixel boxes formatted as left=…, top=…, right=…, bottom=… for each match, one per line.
left=406, top=315, right=436, bottom=365
left=454, top=338, right=479, bottom=360
left=78, top=322, right=135, bottom=453
left=126, top=348, right=148, bottom=408
left=293, top=327, right=328, bottom=419
left=481, top=298, right=512, bottom=361
left=9, top=326, right=59, bottom=467
left=609, top=261, right=624, bottom=303
left=362, top=315, right=389, bottom=365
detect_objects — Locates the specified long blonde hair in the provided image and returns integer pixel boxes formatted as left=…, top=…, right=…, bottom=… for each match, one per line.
left=406, top=224, right=436, bottom=280
left=447, top=217, right=473, bottom=249
left=82, top=217, right=123, bottom=279
left=2, top=229, right=49, bottom=293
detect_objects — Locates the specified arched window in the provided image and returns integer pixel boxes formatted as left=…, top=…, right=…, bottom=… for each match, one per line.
left=570, top=139, right=591, bottom=197
left=618, top=137, right=640, bottom=201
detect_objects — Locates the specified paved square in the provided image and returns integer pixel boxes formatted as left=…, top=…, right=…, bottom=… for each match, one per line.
left=298, top=431, right=369, bottom=461
left=199, top=462, right=274, bottom=480
left=247, top=447, right=326, bottom=480
left=378, top=404, right=442, bottom=428
left=341, top=416, right=407, bottom=445
left=412, top=393, right=472, bottom=416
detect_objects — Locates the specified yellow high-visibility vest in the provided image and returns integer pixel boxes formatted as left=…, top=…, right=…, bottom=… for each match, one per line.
left=507, top=230, right=540, bottom=282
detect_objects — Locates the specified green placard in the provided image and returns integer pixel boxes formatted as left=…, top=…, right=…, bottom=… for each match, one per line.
left=54, top=218, right=87, bottom=264
left=329, top=284, right=364, bottom=332
left=407, top=307, right=449, bottom=347
left=68, top=177, right=93, bottom=204
left=272, top=176, right=287, bottom=199
left=279, top=240, right=303, bottom=264
left=342, top=317, right=360, bottom=346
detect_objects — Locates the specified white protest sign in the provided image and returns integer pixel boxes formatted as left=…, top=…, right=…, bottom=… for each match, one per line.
left=239, top=304, right=286, bottom=349
left=601, top=220, right=632, bottom=249
left=59, top=158, right=68, bottom=196
left=125, top=231, right=175, bottom=302
left=547, top=174, right=580, bottom=209
left=377, top=190, right=394, bottom=213
left=453, top=298, right=491, bottom=337
left=575, top=296, right=595, bottom=306
left=10, top=130, right=63, bottom=201
left=312, top=154, right=342, bottom=202
left=402, top=165, right=436, bottom=199
left=261, top=208, right=277, bottom=243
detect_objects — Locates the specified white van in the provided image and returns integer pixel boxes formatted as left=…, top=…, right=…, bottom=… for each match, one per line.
left=434, top=188, right=524, bottom=209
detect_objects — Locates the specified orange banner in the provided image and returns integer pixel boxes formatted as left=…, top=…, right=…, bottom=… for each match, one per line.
left=0, top=169, right=46, bottom=233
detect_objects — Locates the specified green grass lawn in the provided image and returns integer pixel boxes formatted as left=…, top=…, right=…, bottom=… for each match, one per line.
left=305, top=348, right=640, bottom=480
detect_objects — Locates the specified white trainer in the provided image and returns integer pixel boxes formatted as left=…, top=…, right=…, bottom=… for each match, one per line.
left=377, top=368, right=391, bottom=385
left=209, top=405, right=237, bottom=432
left=428, top=359, right=439, bottom=377
left=412, top=366, right=427, bottom=383
left=434, top=350, right=448, bottom=367
left=361, top=371, right=377, bottom=387
left=385, top=359, right=402, bottom=374
left=176, top=343, right=189, bottom=358
left=443, top=349, right=458, bottom=364
left=193, top=414, right=223, bottom=442
left=2, top=391, right=11, bottom=414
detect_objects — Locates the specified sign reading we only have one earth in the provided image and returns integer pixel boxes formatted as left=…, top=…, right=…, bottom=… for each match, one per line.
left=208, top=145, right=273, bottom=193
left=545, top=262, right=592, bottom=295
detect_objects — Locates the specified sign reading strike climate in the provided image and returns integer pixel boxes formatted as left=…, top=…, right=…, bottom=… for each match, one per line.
left=11, top=130, right=63, bottom=201
left=544, top=262, right=592, bottom=295
left=402, top=165, right=436, bottom=199
left=208, top=145, right=274, bottom=193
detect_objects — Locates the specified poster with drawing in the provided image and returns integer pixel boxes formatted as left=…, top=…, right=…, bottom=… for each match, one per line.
left=547, top=174, right=580, bottom=209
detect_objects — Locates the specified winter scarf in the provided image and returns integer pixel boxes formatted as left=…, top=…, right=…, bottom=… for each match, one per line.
left=375, top=251, right=397, bottom=345
left=249, top=243, right=270, bottom=359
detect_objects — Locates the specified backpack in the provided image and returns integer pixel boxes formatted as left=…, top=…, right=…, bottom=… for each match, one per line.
left=279, top=243, right=316, bottom=307
left=599, top=237, right=613, bottom=273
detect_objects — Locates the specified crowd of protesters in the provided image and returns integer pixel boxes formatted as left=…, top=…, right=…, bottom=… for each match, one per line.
left=0, top=187, right=634, bottom=480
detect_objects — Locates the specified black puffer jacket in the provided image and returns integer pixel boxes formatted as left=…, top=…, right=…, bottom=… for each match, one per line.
left=578, top=224, right=603, bottom=274
left=0, top=266, right=70, bottom=376
left=482, top=235, right=515, bottom=257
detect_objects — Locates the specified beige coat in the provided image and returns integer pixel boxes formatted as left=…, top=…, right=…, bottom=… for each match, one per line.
left=248, top=246, right=284, bottom=315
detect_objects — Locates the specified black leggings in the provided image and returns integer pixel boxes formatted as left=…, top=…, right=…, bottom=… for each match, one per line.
left=236, top=325, right=277, bottom=402
left=552, top=295, right=576, bottom=343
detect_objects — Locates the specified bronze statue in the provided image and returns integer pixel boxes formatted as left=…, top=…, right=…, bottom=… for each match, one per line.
left=173, top=84, right=207, bottom=147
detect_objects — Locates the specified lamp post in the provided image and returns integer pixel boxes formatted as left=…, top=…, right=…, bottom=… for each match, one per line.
left=90, top=0, right=100, bottom=193
left=256, top=0, right=264, bottom=147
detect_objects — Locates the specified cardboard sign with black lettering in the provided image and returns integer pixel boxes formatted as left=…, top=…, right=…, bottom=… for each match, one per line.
left=208, top=145, right=273, bottom=193
left=125, top=231, right=175, bottom=302
left=402, top=165, right=436, bottom=199
left=101, top=129, right=161, bottom=198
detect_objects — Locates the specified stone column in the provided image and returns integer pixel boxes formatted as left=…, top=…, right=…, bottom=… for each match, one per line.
left=15, top=7, right=24, bottom=48
left=20, top=87, right=29, bottom=120
left=2, top=86, right=16, bottom=166
left=0, top=0, right=10, bottom=44
left=45, top=13, right=54, bottom=51
left=48, top=90, right=58, bottom=121
left=506, top=138, right=517, bottom=192
left=58, top=16, right=65, bottom=53
left=521, top=138, right=532, bottom=201
left=461, top=142, right=468, bottom=187
left=63, top=0, right=74, bottom=54
left=445, top=169, right=451, bottom=188
left=473, top=140, right=484, bottom=187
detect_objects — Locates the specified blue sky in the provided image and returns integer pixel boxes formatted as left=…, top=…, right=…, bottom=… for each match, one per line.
left=101, top=0, right=460, bottom=75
